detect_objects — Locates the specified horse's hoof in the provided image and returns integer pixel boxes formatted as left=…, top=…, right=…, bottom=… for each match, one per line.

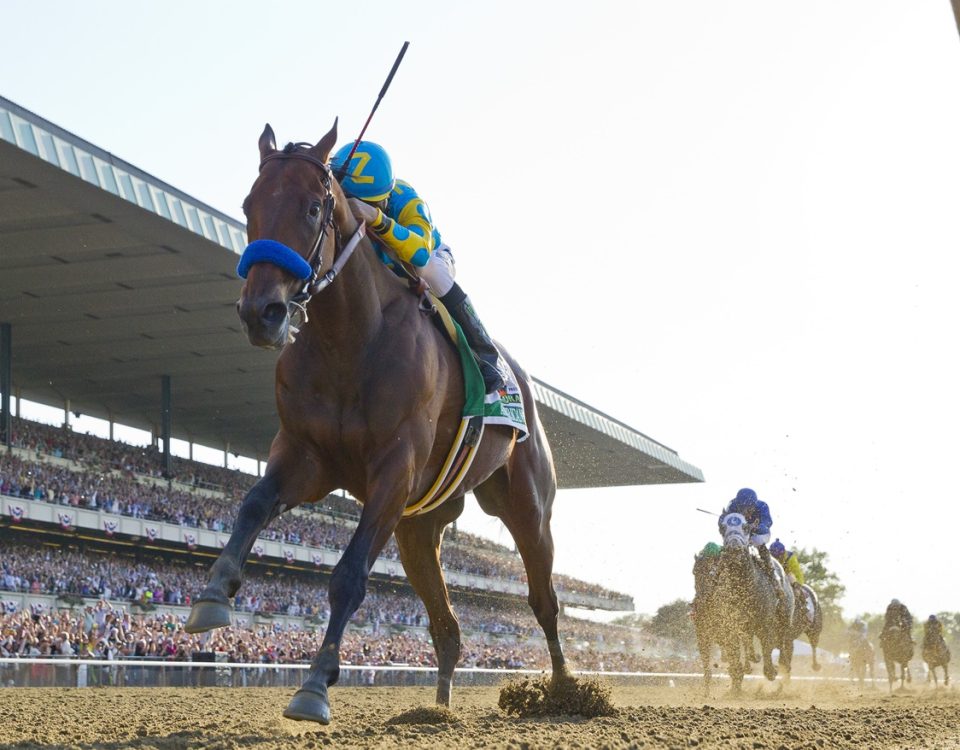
left=184, top=600, right=232, bottom=634
left=283, top=688, right=331, bottom=724
left=812, top=663, right=822, bottom=672
left=436, top=676, right=452, bottom=707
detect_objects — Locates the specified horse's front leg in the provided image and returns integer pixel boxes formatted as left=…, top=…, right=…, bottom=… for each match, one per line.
left=284, top=459, right=413, bottom=724
left=185, top=437, right=329, bottom=634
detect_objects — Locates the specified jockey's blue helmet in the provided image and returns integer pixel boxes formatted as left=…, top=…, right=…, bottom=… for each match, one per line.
left=330, top=141, right=395, bottom=202
left=769, top=538, right=786, bottom=559
left=929, top=614, right=938, bottom=622
left=734, top=487, right=758, bottom=507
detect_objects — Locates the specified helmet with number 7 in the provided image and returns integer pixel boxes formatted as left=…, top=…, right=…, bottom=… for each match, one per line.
left=330, top=141, right=395, bottom=202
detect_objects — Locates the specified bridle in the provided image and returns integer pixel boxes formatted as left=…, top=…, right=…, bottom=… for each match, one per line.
left=245, top=143, right=367, bottom=338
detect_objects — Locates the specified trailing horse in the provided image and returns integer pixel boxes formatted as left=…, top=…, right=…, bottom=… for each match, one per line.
left=849, top=634, right=875, bottom=687
left=184, top=122, right=567, bottom=724
left=786, top=583, right=823, bottom=672
left=880, top=624, right=914, bottom=692
left=922, top=622, right=951, bottom=688
left=710, top=514, right=795, bottom=693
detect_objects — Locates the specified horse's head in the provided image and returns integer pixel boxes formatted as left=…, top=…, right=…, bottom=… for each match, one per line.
left=719, top=512, right=750, bottom=551
left=236, top=120, right=349, bottom=348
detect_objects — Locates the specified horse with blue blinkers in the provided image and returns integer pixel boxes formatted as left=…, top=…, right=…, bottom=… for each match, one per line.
left=184, top=120, right=567, bottom=724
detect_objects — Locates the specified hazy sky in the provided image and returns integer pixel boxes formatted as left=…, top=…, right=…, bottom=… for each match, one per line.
left=4, top=1, right=960, bottom=619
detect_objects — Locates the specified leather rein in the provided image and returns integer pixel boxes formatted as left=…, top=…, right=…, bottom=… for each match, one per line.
left=258, top=144, right=367, bottom=326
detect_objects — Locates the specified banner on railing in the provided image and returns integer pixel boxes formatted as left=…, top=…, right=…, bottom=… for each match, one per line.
left=58, top=512, right=73, bottom=530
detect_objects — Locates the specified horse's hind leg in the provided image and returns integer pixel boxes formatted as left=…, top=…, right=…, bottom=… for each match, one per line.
left=474, top=463, right=567, bottom=680
left=393, top=498, right=465, bottom=707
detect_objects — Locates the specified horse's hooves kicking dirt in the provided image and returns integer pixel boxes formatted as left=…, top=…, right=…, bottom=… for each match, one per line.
left=498, top=675, right=617, bottom=718
left=386, top=706, right=460, bottom=725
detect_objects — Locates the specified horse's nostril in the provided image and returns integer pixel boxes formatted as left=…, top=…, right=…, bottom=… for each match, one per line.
left=262, top=302, right=287, bottom=326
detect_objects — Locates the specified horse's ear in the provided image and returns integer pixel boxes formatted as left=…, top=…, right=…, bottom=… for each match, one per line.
left=259, top=124, right=277, bottom=160
left=310, top=117, right=338, bottom=163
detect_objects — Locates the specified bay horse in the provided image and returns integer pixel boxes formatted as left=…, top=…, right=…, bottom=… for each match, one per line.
left=880, top=625, right=914, bottom=692
left=692, top=552, right=722, bottom=692
left=711, top=514, right=795, bottom=693
left=184, top=121, right=566, bottom=724
left=922, top=621, right=951, bottom=688
left=692, top=551, right=757, bottom=693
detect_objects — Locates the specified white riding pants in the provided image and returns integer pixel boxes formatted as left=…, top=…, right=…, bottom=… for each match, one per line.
left=420, top=243, right=456, bottom=297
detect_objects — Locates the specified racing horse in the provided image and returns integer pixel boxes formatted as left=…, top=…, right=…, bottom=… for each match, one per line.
left=787, top=583, right=824, bottom=672
left=880, top=624, right=914, bottom=692
left=692, top=552, right=722, bottom=692
left=184, top=121, right=566, bottom=724
left=849, top=633, right=875, bottom=687
left=692, top=550, right=759, bottom=693
left=922, top=621, right=951, bottom=687
left=711, top=514, right=795, bottom=693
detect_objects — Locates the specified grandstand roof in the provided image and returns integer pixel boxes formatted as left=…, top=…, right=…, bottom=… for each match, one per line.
left=0, top=96, right=703, bottom=489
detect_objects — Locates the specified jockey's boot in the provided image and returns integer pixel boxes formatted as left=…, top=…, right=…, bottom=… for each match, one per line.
left=444, top=290, right=508, bottom=395
left=758, top=545, right=786, bottom=612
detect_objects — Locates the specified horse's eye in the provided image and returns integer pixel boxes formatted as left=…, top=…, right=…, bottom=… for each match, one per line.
left=308, top=202, right=322, bottom=218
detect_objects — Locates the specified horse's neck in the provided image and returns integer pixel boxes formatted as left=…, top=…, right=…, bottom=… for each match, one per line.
left=297, top=217, right=407, bottom=369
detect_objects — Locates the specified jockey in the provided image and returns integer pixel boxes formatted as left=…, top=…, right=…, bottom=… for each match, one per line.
left=884, top=599, right=914, bottom=636
left=848, top=617, right=869, bottom=648
left=925, top=614, right=944, bottom=641
left=698, top=541, right=723, bottom=559
left=331, top=141, right=507, bottom=395
left=719, top=488, right=783, bottom=606
left=769, top=539, right=805, bottom=585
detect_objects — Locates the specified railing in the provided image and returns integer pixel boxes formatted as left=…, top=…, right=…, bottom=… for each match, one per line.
left=0, top=656, right=882, bottom=689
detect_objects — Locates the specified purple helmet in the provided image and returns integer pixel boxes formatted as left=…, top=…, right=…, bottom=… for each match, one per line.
left=735, top=488, right=758, bottom=505
left=769, top=538, right=786, bottom=560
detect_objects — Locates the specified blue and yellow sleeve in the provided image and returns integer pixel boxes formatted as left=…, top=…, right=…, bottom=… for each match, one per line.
left=369, top=195, right=435, bottom=268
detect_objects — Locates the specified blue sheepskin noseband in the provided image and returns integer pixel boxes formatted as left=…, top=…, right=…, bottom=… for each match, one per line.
left=237, top=239, right=312, bottom=280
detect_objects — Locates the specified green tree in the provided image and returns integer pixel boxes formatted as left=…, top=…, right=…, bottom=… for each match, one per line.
left=645, top=599, right=695, bottom=645
left=794, top=547, right=845, bottom=619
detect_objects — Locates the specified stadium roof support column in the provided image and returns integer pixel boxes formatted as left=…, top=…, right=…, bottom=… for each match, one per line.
left=161, top=375, right=172, bottom=479
left=1, top=323, right=11, bottom=451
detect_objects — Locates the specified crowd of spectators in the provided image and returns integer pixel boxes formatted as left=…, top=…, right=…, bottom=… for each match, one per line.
left=2, top=417, right=632, bottom=603
left=1, top=541, right=629, bottom=647
left=0, top=596, right=692, bottom=673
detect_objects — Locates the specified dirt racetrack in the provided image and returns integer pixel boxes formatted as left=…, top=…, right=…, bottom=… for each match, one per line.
left=1, top=682, right=958, bottom=749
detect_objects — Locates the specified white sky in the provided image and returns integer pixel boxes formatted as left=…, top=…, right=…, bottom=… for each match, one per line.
left=4, top=0, right=960, bottom=619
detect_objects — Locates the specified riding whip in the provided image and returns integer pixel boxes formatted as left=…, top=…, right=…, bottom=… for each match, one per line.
left=696, top=507, right=719, bottom=517
left=335, top=41, right=410, bottom=181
